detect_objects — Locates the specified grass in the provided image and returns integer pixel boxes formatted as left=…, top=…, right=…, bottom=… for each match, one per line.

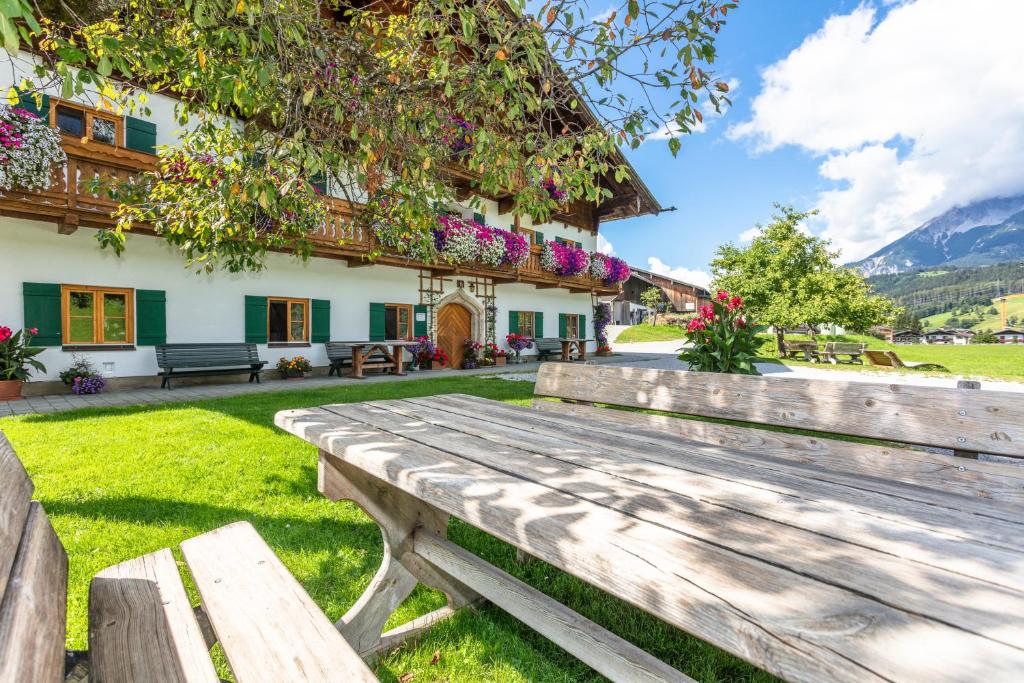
left=920, top=292, right=1024, bottom=330
left=761, top=333, right=1024, bottom=382
left=615, top=322, right=686, bottom=343
left=1, top=375, right=773, bottom=683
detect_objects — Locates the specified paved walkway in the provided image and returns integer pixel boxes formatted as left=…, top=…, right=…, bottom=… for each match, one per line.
left=0, top=352, right=662, bottom=417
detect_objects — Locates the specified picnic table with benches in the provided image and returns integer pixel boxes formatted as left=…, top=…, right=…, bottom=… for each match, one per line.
left=0, top=431, right=377, bottom=682
left=820, top=341, right=866, bottom=364
left=155, top=343, right=266, bottom=389
left=780, top=340, right=819, bottom=361
left=277, top=362, right=1024, bottom=682
left=533, top=337, right=592, bottom=362
left=326, top=340, right=417, bottom=379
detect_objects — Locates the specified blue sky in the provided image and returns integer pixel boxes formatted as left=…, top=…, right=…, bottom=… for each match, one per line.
left=597, top=0, right=1024, bottom=286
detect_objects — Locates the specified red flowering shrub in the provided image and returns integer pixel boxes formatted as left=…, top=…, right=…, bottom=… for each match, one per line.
left=678, top=290, right=764, bottom=374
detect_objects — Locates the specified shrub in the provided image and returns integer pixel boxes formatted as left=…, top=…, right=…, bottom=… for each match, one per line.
left=971, top=331, right=998, bottom=344
left=677, top=290, right=764, bottom=375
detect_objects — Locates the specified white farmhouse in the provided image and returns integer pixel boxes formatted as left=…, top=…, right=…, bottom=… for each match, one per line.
left=1, top=51, right=660, bottom=392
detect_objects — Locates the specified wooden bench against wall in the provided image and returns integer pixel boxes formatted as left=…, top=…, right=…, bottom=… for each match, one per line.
left=0, top=431, right=376, bottom=682
left=533, top=363, right=1024, bottom=505
left=532, top=338, right=563, bottom=361
left=155, top=343, right=267, bottom=389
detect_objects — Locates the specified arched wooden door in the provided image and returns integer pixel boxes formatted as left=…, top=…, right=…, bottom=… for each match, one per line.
left=437, top=303, right=472, bottom=369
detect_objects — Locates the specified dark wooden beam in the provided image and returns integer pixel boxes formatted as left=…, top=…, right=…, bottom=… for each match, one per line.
left=57, top=214, right=79, bottom=235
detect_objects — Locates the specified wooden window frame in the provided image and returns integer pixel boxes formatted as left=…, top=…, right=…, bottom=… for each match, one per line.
left=61, top=284, right=135, bottom=345
left=48, top=98, right=124, bottom=147
left=267, top=297, right=310, bottom=343
left=385, top=303, right=413, bottom=341
left=565, top=313, right=581, bottom=339
left=517, top=311, right=536, bottom=339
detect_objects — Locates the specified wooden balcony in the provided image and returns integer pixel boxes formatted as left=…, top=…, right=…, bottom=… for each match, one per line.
left=0, top=140, right=617, bottom=294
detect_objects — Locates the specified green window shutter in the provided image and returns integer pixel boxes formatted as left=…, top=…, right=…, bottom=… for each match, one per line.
left=22, top=283, right=61, bottom=347
left=413, top=304, right=427, bottom=337
left=311, top=299, right=331, bottom=343
left=534, top=312, right=543, bottom=337
left=17, top=90, right=50, bottom=120
left=535, top=231, right=544, bottom=245
left=136, top=289, right=166, bottom=346
left=310, top=172, right=328, bottom=195
left=555, top=236, right=564, bottom=244
left=244, top=296, right=268, bottom=344
left=558, top=313, right=567, bottom=338
left=508, top=310, right=519, bottom=334
left=369, top=302, right=386, bottom=341
left=579, top=314, right=586, bottom=339
left=473, top=212, right=484, bottom=224
left=125, top=116, right=157, bottom=154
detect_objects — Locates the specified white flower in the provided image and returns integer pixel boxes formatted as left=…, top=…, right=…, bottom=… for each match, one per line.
left=0, top=105, right=66, bottom=192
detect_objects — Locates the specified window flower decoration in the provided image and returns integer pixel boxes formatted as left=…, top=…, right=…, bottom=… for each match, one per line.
left=0, top=104, right=66, bottom=192
left=541, top=240, right=590, bottom=277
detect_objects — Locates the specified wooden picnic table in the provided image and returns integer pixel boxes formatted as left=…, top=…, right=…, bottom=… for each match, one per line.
left=559, top=337, right=592, bottom=361
left=333, top=340, right=418, bottom=379
left=277, top=394, right=1024, bottom=682
left=782, top=340, right=819, bottom=362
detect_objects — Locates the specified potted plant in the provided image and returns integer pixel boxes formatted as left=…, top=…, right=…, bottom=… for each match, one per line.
left=59, top=355, right=107, bottom=395
left=461, top=339, right=483, bottom=369
left=678, top=291, right=765, bottom=375
left=277, top=355, right=312, bottom=379
left=484, top=342, right=507, bottom=366
left=409, top=336, right=437, bottom=370
left=505, top=333, right=533, bottom=363
left=430, top=347, right=449, bottom=369
left=0, top=325, right=46, bottom=400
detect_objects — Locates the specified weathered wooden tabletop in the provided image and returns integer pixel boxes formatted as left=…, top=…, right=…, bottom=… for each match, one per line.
left=278, top=394, right=1024, bottom=682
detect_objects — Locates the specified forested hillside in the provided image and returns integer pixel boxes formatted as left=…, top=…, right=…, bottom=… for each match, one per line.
left=866, top=261, right=1024, bottom=318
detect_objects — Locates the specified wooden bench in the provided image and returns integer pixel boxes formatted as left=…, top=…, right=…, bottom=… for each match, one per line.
left=155, top=343, right=266, bottom=389
left=532, top=363, right=1024, bottom=502
left=779, top=340, right=819, bottom=361
left=532, top=338, right=563, bottom=361
left=820, top=341, right=866, bottom=364
left=865, top=348, right=947, bottom=371
left=326, top=341, right=383, bottom=376
left=0, top=431, right=377, bottom=682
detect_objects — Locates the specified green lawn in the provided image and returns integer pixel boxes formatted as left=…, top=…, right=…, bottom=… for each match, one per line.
left=615, top=322, right=686, bottom=343
left=1, top=376, right=772, bottom=683
left=761, top=333, right=1024, bottom=382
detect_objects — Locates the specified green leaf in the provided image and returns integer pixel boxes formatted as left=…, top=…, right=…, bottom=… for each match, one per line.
left=668, top=137, right=681, bottom=157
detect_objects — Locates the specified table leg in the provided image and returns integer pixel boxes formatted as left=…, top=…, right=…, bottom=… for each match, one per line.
left=392, top=345, right=406, bottom=376
left=351, top=346, right=365, bottom=380
left=561, top=341, right=570, bottom=362
left=577, top=341, right=586, bottom=361
left=318, top=451, right=479, bottom=660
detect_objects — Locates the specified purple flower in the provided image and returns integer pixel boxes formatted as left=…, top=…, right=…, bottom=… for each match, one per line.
left=541, top=240, right=590, bottom=277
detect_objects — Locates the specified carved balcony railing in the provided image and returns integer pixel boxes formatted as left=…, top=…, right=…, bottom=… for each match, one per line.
left=0, top=139, right=617, bottom=293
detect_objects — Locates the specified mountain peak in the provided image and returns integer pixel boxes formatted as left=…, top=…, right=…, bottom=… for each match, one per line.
left=850, top=194, right=1024, bottom=276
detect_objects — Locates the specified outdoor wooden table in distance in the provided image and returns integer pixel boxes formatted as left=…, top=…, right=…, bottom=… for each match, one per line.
left=784, top=340, right=819, bottom=362
left=559, top=337, right=592, bottom=361
left=335, top=340, right=418, bottom=379
left=276, top=394, right=1024, bottom=682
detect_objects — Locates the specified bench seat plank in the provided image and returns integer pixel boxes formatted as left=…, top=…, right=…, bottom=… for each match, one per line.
left=0, top=432, right=33, bottom=604
left=89, top=548, right=219, bottom=683
left=528, top=399, right=1024, bottom=505
left=533, top=363, right=1024, bottom=459
left=180, top=522, right=376, bottom=682
left=0, top=502, right=68, bottom=683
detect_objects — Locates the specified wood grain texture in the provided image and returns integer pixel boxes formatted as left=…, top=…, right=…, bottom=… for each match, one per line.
left=0, top=430, right=33, bottom=605
left=89, top=548, right=219, bottom=683
left=437, top=303, right=471, bottom=369
left=529, top=399, right=1024, bottom=505
left=0, top=502, right=68, bottom=683
left=180, top=521, right=377, bottom=682
left=276, top=404, right=1024, bottom=683
left=534, top=363, right=1024, bottom=458
left=414, top=530, right=692, bottom=683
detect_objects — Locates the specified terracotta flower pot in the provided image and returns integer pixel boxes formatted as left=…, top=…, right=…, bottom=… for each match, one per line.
left=0, top=379, right=25, bottom=401
left=495, top=356, right=506, bottom=366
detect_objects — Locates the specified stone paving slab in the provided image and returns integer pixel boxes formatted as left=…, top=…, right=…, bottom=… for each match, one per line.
left=0, top=353, right=661, bottom=417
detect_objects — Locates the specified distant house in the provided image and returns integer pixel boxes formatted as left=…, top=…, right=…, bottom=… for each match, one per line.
left=604, top=268, right=711, bottom=325
left=954, top=329, right=975, bottom=345
left=892, top=330, right=923, bottom=345
left=994, top=328, right=1024, bottom=344
left=923, top=328, right=957, bottom=344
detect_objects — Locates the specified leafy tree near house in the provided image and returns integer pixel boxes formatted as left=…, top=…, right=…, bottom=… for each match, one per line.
left=710, top=205, right=898, bottom=354
left=640, top=286, right=666, bottom=326
left=891, top=309, right=923, bottom=333
left=2, top=0, right=737, bottom=271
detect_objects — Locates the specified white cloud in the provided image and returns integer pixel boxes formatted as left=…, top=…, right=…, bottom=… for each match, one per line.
left=646, top=257, right=711, bottom=289
left=596, top=234, right=616, bottom=255
left=738, top=226, right=761, bottom=242
left=729, top=0, right=1024, bottom=261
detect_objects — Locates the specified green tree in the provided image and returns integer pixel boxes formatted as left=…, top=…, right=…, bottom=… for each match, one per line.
left=892, top=309, right=923, bottom=333
left=640, top=286, right=665, bottom=326
left=2, top=0, right=737, bottom=271
left=710, top=205, right=898, bottom=353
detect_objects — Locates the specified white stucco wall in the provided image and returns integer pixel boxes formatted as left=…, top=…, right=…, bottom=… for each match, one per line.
left=2, top=219, right=595, bottom=382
